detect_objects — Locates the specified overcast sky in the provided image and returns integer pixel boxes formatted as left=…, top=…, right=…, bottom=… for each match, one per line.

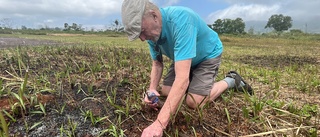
left=0, top=0, right=319, bottom=33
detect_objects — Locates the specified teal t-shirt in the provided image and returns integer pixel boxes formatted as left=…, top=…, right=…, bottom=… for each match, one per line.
left=148, top=6, right=223, bottom=67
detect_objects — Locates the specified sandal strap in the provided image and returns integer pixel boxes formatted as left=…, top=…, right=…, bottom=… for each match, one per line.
left=226, top=70, right=254, bottom=95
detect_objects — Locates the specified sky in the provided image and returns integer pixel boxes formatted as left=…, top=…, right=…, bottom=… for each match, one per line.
left=0, top=0, right=319, bottom=33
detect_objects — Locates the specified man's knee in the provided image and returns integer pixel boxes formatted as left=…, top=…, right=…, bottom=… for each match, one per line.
left=185, top=98, right=198, bottom=109
left=185, top=94, right=207, bottom=109
left=161, top=85, right=171, bottom=96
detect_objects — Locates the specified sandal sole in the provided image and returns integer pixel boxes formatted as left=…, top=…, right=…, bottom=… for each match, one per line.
left=227, top=70, right=254, bottom=95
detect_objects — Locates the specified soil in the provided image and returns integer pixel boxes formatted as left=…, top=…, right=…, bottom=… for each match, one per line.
left=0, top=36, right=318, bottom=137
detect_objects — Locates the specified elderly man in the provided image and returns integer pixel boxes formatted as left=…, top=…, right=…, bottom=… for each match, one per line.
left=121, top=0, right=253, bottom=136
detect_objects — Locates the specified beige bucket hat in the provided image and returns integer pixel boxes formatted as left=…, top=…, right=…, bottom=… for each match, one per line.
left=121, top=0, right=148, bottom=41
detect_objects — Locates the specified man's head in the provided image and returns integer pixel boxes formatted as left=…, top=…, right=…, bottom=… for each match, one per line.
left=121, top=0, right=162, bottom=42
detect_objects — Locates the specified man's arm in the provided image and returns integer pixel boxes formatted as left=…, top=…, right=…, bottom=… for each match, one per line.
left=149, top=60, right=163, bottom=92
left=155, top=59, right=191, bottom=128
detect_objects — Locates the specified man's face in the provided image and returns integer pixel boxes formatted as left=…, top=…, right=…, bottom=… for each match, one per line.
left=139, top=14, right=161, bottom=42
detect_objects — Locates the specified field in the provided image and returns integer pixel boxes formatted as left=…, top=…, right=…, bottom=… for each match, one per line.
left=0, top=33, right=319, bottom=136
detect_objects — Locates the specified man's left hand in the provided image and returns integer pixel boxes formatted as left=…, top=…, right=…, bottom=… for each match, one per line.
left=144, top=90, right=161, bottom=111
left=141, top=121, right=164, bottom=137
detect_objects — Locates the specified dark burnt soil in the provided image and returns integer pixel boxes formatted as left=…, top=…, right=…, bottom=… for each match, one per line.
left=2, top=85, right=255, bottom=137
left=0, top=37, right=292, bottom=136
left=0, top=78, right=250, bottom=137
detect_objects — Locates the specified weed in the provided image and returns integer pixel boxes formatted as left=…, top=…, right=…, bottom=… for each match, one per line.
left=11, top=92, right=26, bottom=112
left=242, top=107, right=250, bottom=119
left=29, top=121, right=43, bottom=131
left=191, top=126, right=197, bottom=137
left=80, top=108, right=91, bottom=123
left=0, top=110, right=9, bottom=137
left=2, top=110, right=16, bottom=122
left=224, top=108, right=232, bottom=132
left=54, top=103, right=66, bottom=115
left=31, top=102, right=46, bottom=116
left=99, top=125, right=126, bottom=137
left=66, top=117, right=78, bottom=137
left=309, top=128, right=317, bottom=137
left=80, top=108, right=108, bottom=125
left=0, top=79, right=4, bottom=95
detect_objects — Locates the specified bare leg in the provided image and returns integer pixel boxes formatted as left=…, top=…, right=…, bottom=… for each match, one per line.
left=185, top=80, right=228, bottom=109
left=161, top=85, right=171, bottom=96
left=161, top=80, right=228, bottom=109
left=208, top=80, right=228, bottom=101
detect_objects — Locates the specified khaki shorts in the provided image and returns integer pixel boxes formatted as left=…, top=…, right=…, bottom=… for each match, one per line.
left=163, top=55, right=221, bottom=96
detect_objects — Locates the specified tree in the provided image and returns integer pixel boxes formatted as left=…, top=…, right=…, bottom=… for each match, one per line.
left=63, top=23, right=82, bottom=31
left=222, top=19, right=233, bottom=34
left=265, top=14, right=292, bottom=32
left=233, top=18, right=245, bottom=34
left=21, top=25, right=27, bottom=30
left=71, top=23, right=78, bottom=30
left=212, top=19, right=223, bottom=34
left=211, top=18, right=245, bottom=34
left=112, top=19, right=121, bottom=31
left=64, top=23, right=70, bottom=31
left=1, top=18, right=14, bottom=29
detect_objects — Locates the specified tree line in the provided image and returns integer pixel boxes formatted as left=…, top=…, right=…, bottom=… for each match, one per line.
left=209, top=14, right=293, bottom=34
left=1, top=14, right=294, bottom=34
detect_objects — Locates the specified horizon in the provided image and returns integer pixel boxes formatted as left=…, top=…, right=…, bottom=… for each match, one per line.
left=1, top=0, right=319, bottom=33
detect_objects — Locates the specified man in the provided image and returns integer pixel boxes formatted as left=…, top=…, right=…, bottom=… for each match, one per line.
left=121, top=0, right=253, bottom=136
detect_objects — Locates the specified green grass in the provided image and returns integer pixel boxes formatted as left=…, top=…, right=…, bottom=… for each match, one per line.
left=0, top=33, right=319, bottom=136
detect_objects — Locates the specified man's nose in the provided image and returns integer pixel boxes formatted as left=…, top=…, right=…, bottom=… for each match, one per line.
left=139, top=35, right=146, bottom=41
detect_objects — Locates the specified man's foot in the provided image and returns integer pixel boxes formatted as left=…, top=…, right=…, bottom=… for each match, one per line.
left=225, top=71, right=253, bottom=95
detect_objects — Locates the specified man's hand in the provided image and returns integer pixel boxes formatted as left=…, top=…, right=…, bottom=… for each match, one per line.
left=141, top=120, right=164, bottom=137
left=144, top=90, right=160, bottom=110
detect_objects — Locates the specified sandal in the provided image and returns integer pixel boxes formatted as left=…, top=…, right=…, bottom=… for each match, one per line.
left=226, top=71, right=253, bottom=95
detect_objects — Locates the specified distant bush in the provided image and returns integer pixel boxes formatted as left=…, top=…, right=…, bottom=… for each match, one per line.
left=0, top=28, right=126, bottom=37
left=0, top=29, right=12, bottom=34
left=290, top=29, right=304, bottom=34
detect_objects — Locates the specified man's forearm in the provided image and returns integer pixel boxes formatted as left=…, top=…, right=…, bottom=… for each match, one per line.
left=155, top=77, right=189, bottom=128
left=149, top=60, right=163, bottom=91
left=154, top=59, right=191, bottom=128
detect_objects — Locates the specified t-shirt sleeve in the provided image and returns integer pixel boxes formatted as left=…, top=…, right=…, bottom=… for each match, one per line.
left=173, top=24, right=197, bottom=62
left=148, top=41, right=158, bottom=61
